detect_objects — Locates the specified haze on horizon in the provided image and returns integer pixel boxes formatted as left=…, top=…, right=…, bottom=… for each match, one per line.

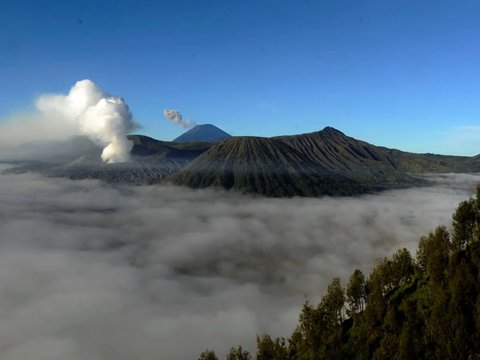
left=1, top=0, right=479, bottom=155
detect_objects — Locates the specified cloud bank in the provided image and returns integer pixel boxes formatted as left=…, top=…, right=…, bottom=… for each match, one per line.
left=0, top=167, right=478, bottom=359
left=0, top=80, right=137, bottom=163
left=164, top=109, right=196, bottom=129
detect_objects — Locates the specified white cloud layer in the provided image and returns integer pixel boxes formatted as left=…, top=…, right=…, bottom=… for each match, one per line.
left=0, top=167, right=478, bottom=359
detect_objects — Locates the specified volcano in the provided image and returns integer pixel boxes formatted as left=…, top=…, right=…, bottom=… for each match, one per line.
left=4, top=126, right=480, bottom=197
left=173, top=124, right=231, bottom=143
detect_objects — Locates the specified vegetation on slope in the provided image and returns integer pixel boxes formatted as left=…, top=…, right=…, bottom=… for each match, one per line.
left=199, top=186, right=480, bottom=359
left=5, top=128, right=480, bottom=195
left=279, top=127, right=480, bottom=182
left=168, top=136, right=366, bottom=197
left=277, top=127, right=417, bottom=185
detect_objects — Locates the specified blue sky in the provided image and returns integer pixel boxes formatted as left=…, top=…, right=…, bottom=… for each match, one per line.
left=1, top=0, right=479, bottom=155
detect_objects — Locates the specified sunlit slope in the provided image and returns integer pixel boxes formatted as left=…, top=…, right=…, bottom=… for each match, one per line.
left=386, top=149, right=480, bottom=173
left=277, top=127, right=415, bottom=185
left=278, top=127, right=480, bottom=179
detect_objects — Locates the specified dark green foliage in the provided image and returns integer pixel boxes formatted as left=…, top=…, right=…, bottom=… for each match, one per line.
left=346, top=269, right=366, bottom=317
left=198, top=349, right=219, bottom=360
left=226, top=346, right=252, bottom=360
left=198, top=186, right=480, bottom=359
left=452, top=187, right=480, bottom=250
left=390, top=248, right=415, bottom=287
left=256, top=335, right=288, bottom=360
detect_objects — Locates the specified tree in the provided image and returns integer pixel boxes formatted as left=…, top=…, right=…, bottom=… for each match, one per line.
left=297, top=301, right=324, bottom=359
left=320, top=277, right=345, bottom=324
left=226, top=345, right=252, bottom=360
left=452, top=200, right=476, bottom=250
left=451, top=186, right=480, bottom=250
left=416, top=226, right=450, bottom=285
left=256, top=334, right=288, bottom=360
left=316, top=277, right=345, bottom=359
left=390, top=248, right=414, bottom=288
left=346, top=269, right=366, bottom=316
left=198, top=349, right=218, bottom=360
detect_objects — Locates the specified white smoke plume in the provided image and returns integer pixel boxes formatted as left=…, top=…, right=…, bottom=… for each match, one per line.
left=36, top=80, right=137, bottom=163
left=0, top=80, right=137, bottom=163
left=164, top=109, right=195, bottom=129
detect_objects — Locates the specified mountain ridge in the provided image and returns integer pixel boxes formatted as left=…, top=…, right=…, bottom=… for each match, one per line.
left=168, top=136, right=366, bottom=197
left=167, top=126, right=480, bottom=196
left=4, top=126, right=479, bottom=196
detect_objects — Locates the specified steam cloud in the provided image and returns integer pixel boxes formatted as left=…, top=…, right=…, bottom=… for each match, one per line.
left=37, top=80, right=136, bottom=163
left=164, top=109, right=196, bottom=129
left=0, top=80, right=137, bottom=163
left=0, top=165, right=478, bottom=359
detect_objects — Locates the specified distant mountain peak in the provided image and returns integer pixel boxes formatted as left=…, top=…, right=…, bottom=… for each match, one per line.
left=319, top=126, right=346, bottom=136
left=173, top=124, right=231, bottom=143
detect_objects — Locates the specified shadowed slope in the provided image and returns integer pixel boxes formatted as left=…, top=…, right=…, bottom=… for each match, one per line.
left=168, top=136, right=365, bottom=197
left=129, top=134, right=212, bottom=162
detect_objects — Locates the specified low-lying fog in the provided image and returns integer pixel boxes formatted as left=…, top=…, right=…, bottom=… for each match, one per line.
left=0, top=165, right=478, bottom=359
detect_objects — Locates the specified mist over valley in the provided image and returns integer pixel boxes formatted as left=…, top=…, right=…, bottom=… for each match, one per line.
left=0, top=164, right=478, bottom=359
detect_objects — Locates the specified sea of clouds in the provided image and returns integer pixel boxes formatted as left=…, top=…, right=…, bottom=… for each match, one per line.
left=0, top=165, right=478, bottom=359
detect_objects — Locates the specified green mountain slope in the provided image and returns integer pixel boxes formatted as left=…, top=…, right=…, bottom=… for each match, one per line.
left=277, top=127, right=415, bottom=185
left=171, top=127, right=479, bottom=196
left=4, top=127, right=479, bottom=195
left=168, top=136, right=365, bottom=197
left=387, top=148, right=480, bottom=173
